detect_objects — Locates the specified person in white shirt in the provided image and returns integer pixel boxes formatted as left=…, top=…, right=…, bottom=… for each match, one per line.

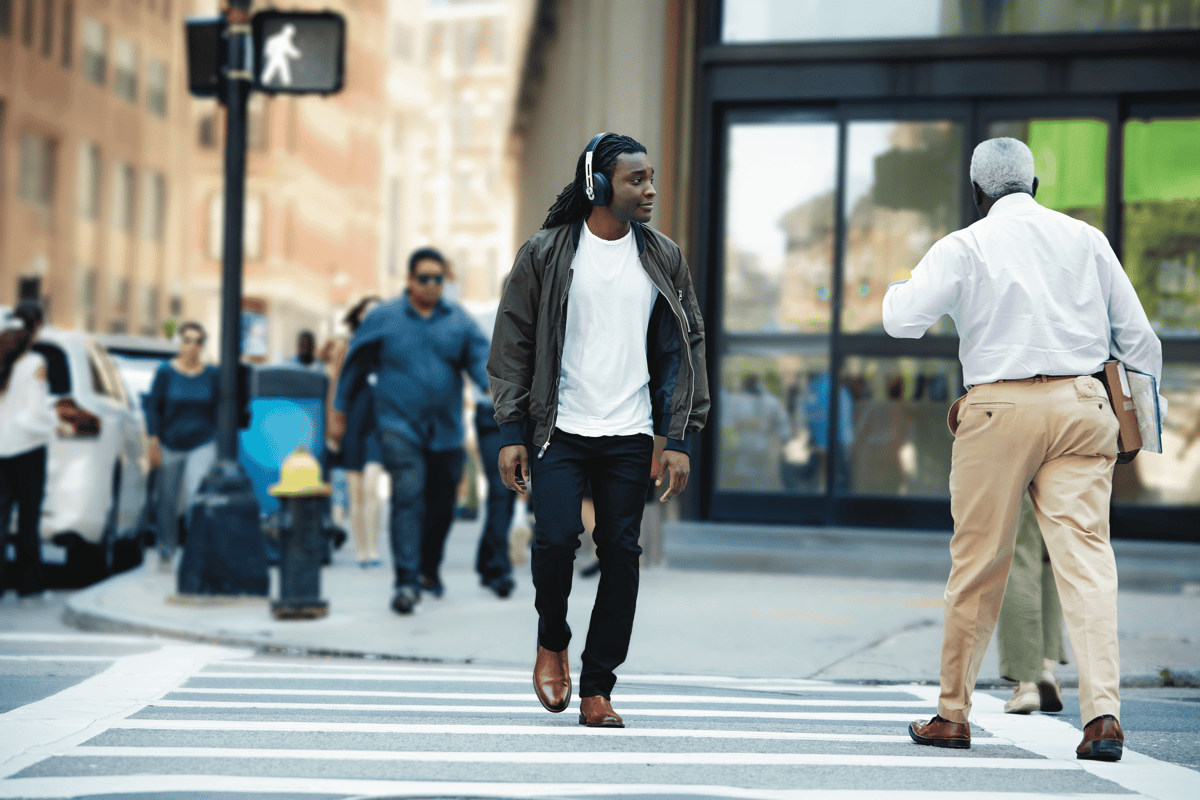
left=0, top=302, right=59, bottom=601
left=490, top=133, right=709, bottom=728
left=884, top=137, right=1163, bottom=762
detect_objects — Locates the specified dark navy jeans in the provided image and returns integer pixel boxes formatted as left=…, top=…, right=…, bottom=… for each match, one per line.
left=475, top=404, right=515, bottom=583
left=378, top=430, right=463, bottom=590
left=0, top=446, right=47, bottom=598
left=530, top=428, right=653, bottom=699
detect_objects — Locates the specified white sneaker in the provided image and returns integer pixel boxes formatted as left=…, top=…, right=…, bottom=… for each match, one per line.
left=1004, top=682, right=1041, bottom=714
left=1037, top=661, right=1064, bottom=713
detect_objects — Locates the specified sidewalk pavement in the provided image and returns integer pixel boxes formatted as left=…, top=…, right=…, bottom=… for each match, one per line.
left=65, top=517, right=1200, bottom=688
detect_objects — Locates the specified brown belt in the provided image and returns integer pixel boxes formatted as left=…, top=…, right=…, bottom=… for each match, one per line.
left=990, top=374, right=1081, bottom=384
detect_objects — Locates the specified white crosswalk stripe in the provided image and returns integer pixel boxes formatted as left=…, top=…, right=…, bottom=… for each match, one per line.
left=2, top=642, right=1198, bottom=800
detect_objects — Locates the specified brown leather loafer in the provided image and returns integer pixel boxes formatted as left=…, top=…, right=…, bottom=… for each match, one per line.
left=1077, top=714, right=1123, bottom=762
left=533, top=646, right=570, bottom=713
left=579, top=695, right=624, bottom=728
left=909, top=715, right=971, bottom=749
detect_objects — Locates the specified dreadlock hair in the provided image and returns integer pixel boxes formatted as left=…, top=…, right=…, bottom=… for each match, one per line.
left=542, top=134, right=648, bottom=230
left=0, top=300, right=44, bottom=392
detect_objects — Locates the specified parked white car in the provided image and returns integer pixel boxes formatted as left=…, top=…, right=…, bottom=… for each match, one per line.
left=27, top=327, right=150, bottom=578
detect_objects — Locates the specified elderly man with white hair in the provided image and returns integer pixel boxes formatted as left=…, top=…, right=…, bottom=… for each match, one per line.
left=882, top=137, right=1163, bottom=761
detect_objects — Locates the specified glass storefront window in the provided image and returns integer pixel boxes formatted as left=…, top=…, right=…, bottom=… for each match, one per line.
left=838, top=356, right=960, bottom=498
left=723, top=122, right=838, bottom=334
left=987, top=118, right=1108, bottom=230
left=842, top=120, right=962, bottom=334
left=1123, top=117, right=1200, bottom=337
left=717, top=349, right=831, bottom=495
left=1113, top=363, right=1200, bottom=507
left=722, top=0, right=1200, bottom=44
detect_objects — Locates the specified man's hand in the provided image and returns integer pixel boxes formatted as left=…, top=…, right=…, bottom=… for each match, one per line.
left=655, top=450, right=690, bottom=502
left=328, top=409, right=347, bottom=451
left=147, top=437, right=162, bottom=469
left=499, top=444, right=529, bottom=495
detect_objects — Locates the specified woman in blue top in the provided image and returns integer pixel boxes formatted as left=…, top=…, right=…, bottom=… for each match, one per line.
left=145, top=322, right=219, bottom=568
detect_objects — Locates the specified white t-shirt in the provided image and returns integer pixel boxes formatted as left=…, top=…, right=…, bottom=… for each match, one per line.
left=556, top=222, right=657, bottom=438
left=0, top=351, right=58, bottom=458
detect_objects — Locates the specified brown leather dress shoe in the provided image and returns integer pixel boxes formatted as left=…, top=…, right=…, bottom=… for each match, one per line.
left=909, top=715, right=971, bottom=749
left=1077, top=714, right=1123, bottom=762
left=579, top=695, right=624, bottom=728
left=533, top=646, right=570, bottom=713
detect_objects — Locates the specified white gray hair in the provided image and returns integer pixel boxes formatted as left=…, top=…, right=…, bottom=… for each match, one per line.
left=970, top=137, right=1035, bottom=199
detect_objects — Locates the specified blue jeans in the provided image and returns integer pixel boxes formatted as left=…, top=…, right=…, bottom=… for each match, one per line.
left=378, top=430, right=463, bottom=590
left=475, top=405, right=515, bottom=582
left=530, top=428, right=653, bottom=699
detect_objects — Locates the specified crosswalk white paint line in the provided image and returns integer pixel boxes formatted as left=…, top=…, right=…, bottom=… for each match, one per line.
left=0, top=775, right=1143, bottom=800
left=110, top=718, right=1012, bottom=744
left=0, top=643, right=249, bottom=781
left=196, top=668, right=917, bottom=692
left=0, top=655, right=121, bottom=662
left=169, top=688, right=932, bottom=707
left=908, top=684, right=1200, bottom=800
left=64, top=745, right=1075, bottom=769
left=148, top=699, right=923, bottom=721
left=0, top=633, right=163, bottom=645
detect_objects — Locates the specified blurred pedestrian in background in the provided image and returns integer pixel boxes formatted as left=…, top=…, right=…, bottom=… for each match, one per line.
left=0, top=302, right=57, bottom=602
left=489, top=133, right=709, bottom=728
left=998, top=490, right=1066, bottom=715
left=145, top=322, right=219, bottom=570
left=887, top=137, right=1163, bottom=761
left=290, top=330, right=326, bottom=374
left=326, top=296, right=385, bottom=569
left=469, top=302, right=517, bottom=598
left=332, top=248, right=490, bottom=614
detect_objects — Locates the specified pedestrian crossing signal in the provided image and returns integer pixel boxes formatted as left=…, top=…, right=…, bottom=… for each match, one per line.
left=252, top=10, right=345, bottom=95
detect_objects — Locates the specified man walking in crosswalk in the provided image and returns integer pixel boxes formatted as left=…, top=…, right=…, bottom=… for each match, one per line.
left=883, top=137, right=1164, bottom=760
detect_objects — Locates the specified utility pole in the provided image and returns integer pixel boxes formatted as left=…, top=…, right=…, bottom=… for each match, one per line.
left=176, top=0, right=268, bottom=596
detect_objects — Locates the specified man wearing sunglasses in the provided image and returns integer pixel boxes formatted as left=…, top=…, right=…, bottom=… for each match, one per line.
left=332, top=247, right=491, bottom=614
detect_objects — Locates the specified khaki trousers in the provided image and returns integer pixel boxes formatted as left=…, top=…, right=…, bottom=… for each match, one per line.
left=940, top=375, right=1120, bottom=726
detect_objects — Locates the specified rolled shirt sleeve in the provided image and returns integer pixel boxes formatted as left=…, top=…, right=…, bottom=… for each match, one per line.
left=882, top=237, right=964, bottom=339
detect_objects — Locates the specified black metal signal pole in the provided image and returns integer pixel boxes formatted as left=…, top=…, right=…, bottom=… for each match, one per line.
left=176, top=0, right=268, bottom=596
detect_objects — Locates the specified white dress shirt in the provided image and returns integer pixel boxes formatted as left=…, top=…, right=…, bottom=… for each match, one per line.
left=0, top=351, right=59, bottom=458
left=882, top=193, right=1164, bottom=409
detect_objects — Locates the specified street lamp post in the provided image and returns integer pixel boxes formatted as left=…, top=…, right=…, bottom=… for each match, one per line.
left=176, top=0, right=268, bottom=597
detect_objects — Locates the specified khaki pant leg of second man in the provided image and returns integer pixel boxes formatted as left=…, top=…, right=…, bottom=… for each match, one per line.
left=939, top=379, right=1053, bottom=724
left=1027, top=375, right=1121, bottom=726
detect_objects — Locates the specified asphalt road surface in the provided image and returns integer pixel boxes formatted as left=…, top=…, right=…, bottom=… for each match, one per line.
left=1, top=592, right=1198, bottom=800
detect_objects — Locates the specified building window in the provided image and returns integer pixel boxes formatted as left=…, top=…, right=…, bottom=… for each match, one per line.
left=146, top=58, right=167, bottom=117
left=76, top=140, right=101, bottom=220
left=59, top=0, right=71, bottom=66
left=453, top=101, right=473, bottom=147
left=39, top=0, right=51, bottom=56
left=140, top=171, right=166, bottom=241
left=18, top=131, right=56, bottom=207
left=1, top=0, right=12, bottom=37
left=80, top=269, right=97, bottom=331
left=247, top=93, right=267, bottom=150
left=721, top=0, right=1200, bottom=43
left=457, top=19, right=481, bottom=71
left=140, top=285, right=159, bottom=335
left=207, top=194, right=263, bottom=260
left=168, top=294, right=182, bottom=317
left=81, top=17, right=105, bottom=85
left=20, top=0, right=32, bottom=45
left=485, top=18, right=504, bottom=65
left=392, top=22, right=413, bottom=61
left=198, top=114, right=217, bottom=148
left=110, top=161, right=135, bottom=233
left=113, top=37, right=137, bottom=101
left=387, top=177, right=401, bottom=276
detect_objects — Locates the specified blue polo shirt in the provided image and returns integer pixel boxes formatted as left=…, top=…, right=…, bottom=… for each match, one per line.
left=144, top=363, right=220, bottom=451
left=334, top=294, right=490, bottom=452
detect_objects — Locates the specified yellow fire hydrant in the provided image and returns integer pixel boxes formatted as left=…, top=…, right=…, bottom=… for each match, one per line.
left=268, top=447, right=332, bottom=619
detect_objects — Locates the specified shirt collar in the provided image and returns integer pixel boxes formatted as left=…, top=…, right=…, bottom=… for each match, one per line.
left=403, top=292, right=448, bottom=319
left=986, top=192, right=1040, bottom=219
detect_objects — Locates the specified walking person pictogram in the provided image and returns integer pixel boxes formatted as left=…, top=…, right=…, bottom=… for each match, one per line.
left=261, top=24, right=301, bottom=86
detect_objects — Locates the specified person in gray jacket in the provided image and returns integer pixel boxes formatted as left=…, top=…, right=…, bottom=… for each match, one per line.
left=488, top=133, right=709, bottom=728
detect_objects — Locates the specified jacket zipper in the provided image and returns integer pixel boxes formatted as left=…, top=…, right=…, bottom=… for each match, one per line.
left=539, top=269, right=574, bottom=459
left=673, top=288, right=695, bottom=430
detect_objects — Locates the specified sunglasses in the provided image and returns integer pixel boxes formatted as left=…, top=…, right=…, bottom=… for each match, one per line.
left=415, top=274, right=445, bottom=285
left=181, top=336, right=204, bottom=345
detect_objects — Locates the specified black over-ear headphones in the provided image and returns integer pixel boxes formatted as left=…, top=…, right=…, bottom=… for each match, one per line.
left=584, top=132, right=612, bottom=207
